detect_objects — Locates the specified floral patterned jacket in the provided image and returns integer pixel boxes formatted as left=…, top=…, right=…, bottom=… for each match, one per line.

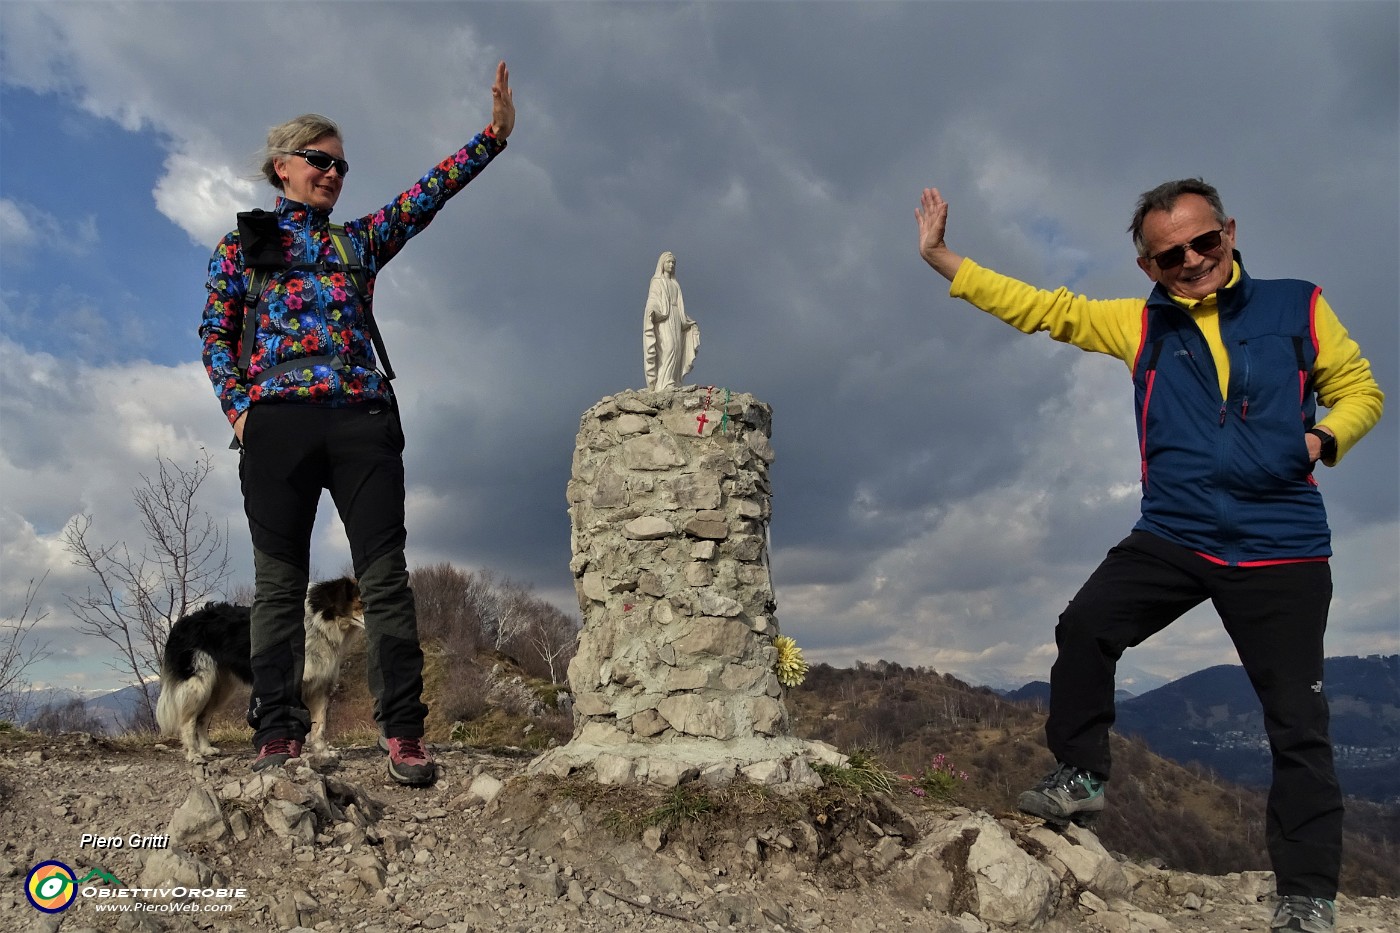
left=200, top=129, right=505, bottom=425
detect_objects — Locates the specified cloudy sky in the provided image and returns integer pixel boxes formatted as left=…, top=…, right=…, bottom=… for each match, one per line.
left=2, top=1, right=1396, bottom=697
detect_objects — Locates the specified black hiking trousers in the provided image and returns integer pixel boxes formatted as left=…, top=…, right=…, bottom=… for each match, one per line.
left=239, top=402, right=427, bottom=750
left=1047, top=530, right=1341, bottom=899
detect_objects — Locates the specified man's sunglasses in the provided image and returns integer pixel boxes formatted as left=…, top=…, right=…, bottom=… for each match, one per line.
left=290, top=149, right=349, bottom=176
left=1149, top=228, right=1224, bottom=270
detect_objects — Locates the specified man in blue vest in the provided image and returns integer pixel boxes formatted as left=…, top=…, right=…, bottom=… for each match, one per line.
left=916, top=179, right=1384, bottom=933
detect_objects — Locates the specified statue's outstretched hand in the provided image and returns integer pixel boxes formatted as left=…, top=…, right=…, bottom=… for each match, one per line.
left=491, top=61, right=515, bottom=139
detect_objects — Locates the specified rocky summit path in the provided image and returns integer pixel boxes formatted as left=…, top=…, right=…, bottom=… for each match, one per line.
left=2, top=733, right=1396, bottom=932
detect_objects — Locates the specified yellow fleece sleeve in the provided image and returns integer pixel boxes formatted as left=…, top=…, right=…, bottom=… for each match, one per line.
left=949, top=259, right=1146, bottom=367
left=1311, top=293, right=1385, bottom=465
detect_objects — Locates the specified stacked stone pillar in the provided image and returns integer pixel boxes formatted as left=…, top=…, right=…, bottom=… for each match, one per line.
left=528, top=387, right=840, bottom=788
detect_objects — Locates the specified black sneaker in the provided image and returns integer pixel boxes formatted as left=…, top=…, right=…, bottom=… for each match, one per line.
left=251, top=737, right=303, bottom=772
left=1017, top=762, right=1106, bottom=826
left=1271, top=895, right=1335, bottom=932
left=385, top=736, right=436, bottom=786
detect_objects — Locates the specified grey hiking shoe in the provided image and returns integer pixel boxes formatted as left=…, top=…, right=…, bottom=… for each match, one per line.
left=1017, top=762, right=1106, bottom=827
left=1271, top=895, right=1335, bottom=932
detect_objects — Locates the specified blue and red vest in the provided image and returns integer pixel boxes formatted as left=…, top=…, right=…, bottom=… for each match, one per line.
left=1130, top=254, right=1330, bottom=566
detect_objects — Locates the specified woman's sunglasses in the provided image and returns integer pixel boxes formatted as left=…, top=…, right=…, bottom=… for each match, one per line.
left=1149, top=228, right=1224, bottom=270
left=290, top=149, right=349, bottom=177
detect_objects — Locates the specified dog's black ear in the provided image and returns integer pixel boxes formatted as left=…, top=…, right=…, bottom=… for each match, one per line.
left=307, top=576, right=359, bottom=617
left=333, top=577, right=357, bottom=604
left=306, top=578, right=332, bottom=617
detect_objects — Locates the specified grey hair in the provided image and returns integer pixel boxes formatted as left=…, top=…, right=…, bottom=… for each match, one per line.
left=1128, top=178, right=1229, bottom=257
left=259, top=114, right=341, bottom=190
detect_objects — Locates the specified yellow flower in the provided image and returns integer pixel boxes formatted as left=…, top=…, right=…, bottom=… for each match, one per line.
left=773, top=635, right=809, bottom=688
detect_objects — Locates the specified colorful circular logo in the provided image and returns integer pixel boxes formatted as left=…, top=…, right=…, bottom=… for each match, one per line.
left=26, top=861, right=77, bottom=913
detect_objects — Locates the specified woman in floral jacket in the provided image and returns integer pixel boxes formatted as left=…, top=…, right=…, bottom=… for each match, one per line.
left=199, top=63, right=515, bottom=786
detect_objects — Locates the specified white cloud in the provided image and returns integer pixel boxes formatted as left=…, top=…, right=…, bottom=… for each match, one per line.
left=154, top=150, right=260, bottom=248
left=0, top=197, right=97, bottom=255
left=0, top=199, right=34, bottom=249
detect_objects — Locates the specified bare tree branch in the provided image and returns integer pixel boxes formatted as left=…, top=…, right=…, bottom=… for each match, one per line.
left=525, top=604, right=579, bottom=684
left=489, top=577, right=536, bottom=653
left=62, top=450, right=231, bottom=726
left=0, top=573, right=52, bottom=722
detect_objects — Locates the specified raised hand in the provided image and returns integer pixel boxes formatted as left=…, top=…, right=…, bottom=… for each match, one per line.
left=916, top=187, right=964, bottom=281
left=491, top=61, right=515, bottom=140
left=917, top=188, right=948, bottom=259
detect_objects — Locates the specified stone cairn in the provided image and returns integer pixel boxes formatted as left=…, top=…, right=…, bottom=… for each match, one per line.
left=529, top=386, right=842, bottom=789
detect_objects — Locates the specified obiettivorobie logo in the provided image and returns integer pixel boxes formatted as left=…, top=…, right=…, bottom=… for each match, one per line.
left=24, top=860, right=245, bottom=915
left=25, top=861, right=123, bottom=913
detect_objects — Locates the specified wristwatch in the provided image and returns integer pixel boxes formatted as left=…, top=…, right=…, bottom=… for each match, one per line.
left=1307, top=428, right=1337, bottom=462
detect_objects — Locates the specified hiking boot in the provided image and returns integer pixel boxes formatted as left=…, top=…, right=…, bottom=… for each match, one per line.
left=1017, top=762, right=1106, bottom=826
left=252, top=737, right=303, bottom=772
left=1271, top=895, right=1335, bottom=932
left=385, top=736, right=436, bottom=786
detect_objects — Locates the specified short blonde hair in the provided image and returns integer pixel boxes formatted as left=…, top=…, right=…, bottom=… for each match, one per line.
left=260, top=114, right=341, bottom=190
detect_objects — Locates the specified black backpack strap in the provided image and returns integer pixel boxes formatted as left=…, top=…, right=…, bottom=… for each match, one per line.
left=232, top=215, right=394, bottom=383
left=240, top=259, right=348, bottom=375
left=329, top=224, right=395, bottom=381
left=237, top=266, right=272, bottom=376
left=235, top=210, right=285, bottom=377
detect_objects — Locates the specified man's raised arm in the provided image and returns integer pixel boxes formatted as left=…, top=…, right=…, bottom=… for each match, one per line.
left=916, top=187, right=966, bottom=282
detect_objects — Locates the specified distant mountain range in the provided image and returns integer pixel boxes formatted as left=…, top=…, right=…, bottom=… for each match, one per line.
left=1004, top=655, right=1399, bottom=803
left=21, top=655, right=1399, bottom=803
left=976, top=664, right=1170, bottom=697
left=16, top=682, right=155, bottom=732
left=1003, top=682, right=1138, bottom=707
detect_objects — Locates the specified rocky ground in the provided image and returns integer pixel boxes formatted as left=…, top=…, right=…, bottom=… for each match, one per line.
left=2, top=732, right=1397, bottom=933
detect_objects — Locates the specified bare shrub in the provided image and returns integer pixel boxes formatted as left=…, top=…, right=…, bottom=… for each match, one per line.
left=224, top=581, right=256, bottom=606
left=534, top=708, right=574, bottom=746
left=414, top=562, right=578, bottom=685
left=503, top=599, right=579, bottom=684
left=31, top=698, right=108, bottom=736
left=121, top=696, right=158, bottom=735
left=436, top=660, right=491, bottom=724
left=0, top=574, right=51, bottom=723
left=413, top=562, right=486, bottom=655
left=62, top=452, right=231, bottom=724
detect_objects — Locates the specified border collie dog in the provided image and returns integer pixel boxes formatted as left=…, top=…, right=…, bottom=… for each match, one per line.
left=156, top=578, right=365, bottom=762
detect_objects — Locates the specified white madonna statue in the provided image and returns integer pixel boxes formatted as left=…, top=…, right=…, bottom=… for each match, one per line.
left=643, top=251, right=699, bottom=390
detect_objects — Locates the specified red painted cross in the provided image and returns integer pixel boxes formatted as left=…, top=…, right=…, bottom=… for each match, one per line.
left=695, top=412, right=709, bottom=434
